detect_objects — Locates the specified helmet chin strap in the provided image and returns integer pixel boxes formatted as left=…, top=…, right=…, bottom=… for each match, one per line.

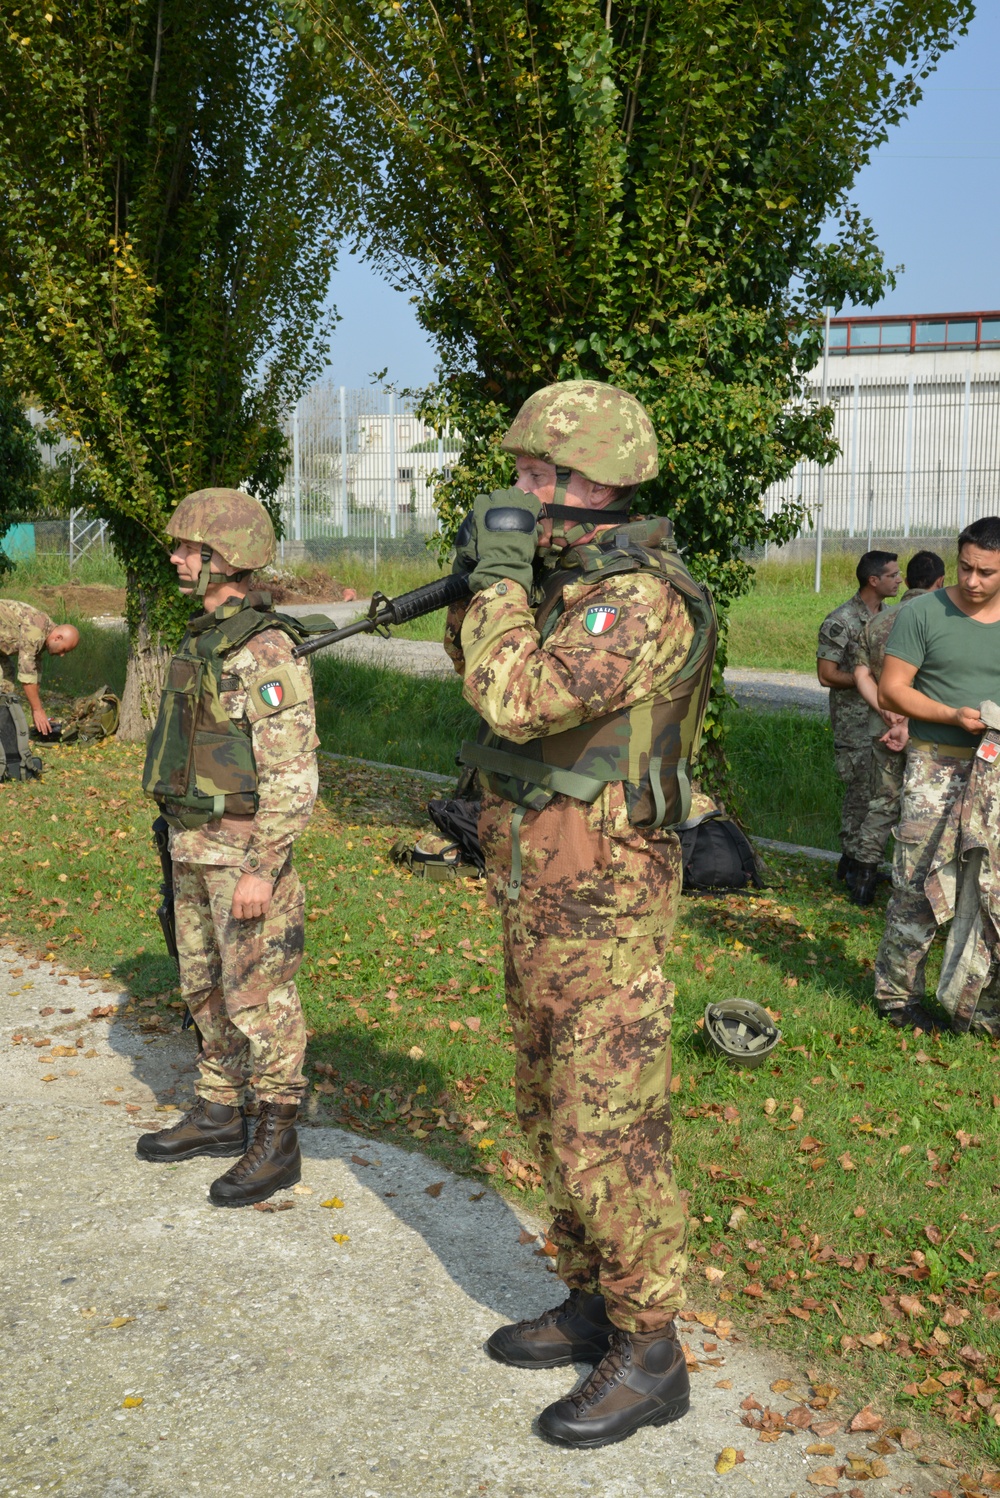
left=539, top=467, right=632, bottom=552
left=178, top=544, right=235, bottom=598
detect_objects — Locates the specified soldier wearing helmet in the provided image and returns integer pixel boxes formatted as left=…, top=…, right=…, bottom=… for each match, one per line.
left=138, top=488, right=319, bottom=1207
left=446, top=381, right=717, bottom=1448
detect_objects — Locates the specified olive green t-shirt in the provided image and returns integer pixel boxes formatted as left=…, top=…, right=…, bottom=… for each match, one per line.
left=884, top=588, right=1000, bottom=747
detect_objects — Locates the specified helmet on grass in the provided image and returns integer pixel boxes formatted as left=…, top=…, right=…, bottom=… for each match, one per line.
left=703, top=999, right=781, bottom=1069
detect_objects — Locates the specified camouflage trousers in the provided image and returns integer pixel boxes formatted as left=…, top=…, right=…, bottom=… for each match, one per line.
left=854, top=735, right=905, bottom=865
left=174, top=859, right=307, bottom=1105
left=480, top=787, right=687, bottom=1333
left=834, top=740, right=874, bottom=860
left=874, top=745, right=973, bottom=1012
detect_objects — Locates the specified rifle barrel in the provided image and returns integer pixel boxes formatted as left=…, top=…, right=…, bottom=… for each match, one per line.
left=292, top=572, right=471, bottom=659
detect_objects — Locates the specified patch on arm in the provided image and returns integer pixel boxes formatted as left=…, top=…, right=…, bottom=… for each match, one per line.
left=584, top=604, right=620, bottom=636
left=246, top=664, right=305, bottom=718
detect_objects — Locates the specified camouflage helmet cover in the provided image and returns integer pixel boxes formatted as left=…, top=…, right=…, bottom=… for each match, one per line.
left=166, top=488, right=276, bottom=570
left=500, top=380, right=659, bottom=487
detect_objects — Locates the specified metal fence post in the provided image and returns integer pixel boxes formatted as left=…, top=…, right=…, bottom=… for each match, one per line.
left=848, top=377, right=859, bottom=536
left=340, top=385, right=348, bottom=537
left=959, top=368, right=972, bottom=532
left=389, top=389, right=398, bottom=540
left=292, top=398, right=302, bottom=544
left=903, top=374, right=914, bottom=539
left=813, top=307, right=831, bottom=594
left=867, top=459, right=874, bottom=551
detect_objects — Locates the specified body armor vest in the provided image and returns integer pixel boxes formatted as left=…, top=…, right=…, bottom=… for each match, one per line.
left=142, top=593, right=320, bottom=830
left=460, top=517, right=717, bottom=834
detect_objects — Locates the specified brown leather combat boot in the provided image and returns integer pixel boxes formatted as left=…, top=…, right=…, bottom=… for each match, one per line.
left=487, top=1290, right=614, bottom=1368
left=136, top=1098, right=247, bottom=1162
left=537, top=1323, right=690, bottom=1448
left=208, top=1101, right=301, bottom=1207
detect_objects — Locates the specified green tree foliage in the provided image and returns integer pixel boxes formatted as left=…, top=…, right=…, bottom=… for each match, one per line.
left=289, top=1, right=970, bottom=614
left=0, top=391, right=41, bottom=573
left=0, top=1, right=347, bottom=728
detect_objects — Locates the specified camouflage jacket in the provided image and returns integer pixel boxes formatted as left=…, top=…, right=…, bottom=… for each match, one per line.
left=448, top=571, right=695, bottom=758
left=169, top=626, right=319, bottom=876
left=817, top=591, right=881, bottom=748
left=856, top=588, right=927, bottom=735
left=0, top=599, right=54, bottom=689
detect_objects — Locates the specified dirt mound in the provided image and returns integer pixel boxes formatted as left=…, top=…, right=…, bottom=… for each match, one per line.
left=260, top=566, right=355, bottom=605
left=11, top=584, right=127, bottom=619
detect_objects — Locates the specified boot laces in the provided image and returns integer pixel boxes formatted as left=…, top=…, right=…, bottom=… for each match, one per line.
left=165, top=1097, right=208, bottom=1134
left=511, top=1294, right=578, bottom=1335
left=570, top=1330, right=631, bottom=1410
left=228, top=1104, right=280, bottom=1180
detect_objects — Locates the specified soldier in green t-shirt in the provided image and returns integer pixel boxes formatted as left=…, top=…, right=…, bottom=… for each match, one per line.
left=875, top=517, right=1000, bottom=1029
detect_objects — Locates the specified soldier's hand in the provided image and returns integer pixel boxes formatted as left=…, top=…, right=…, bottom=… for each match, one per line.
left=955, top=705, right=987, bottom=736
left=232, top=872, right=274, bottom=920
left=31, top=706, right=52, bottom=735
left=467, top=488, right=541, bottom=596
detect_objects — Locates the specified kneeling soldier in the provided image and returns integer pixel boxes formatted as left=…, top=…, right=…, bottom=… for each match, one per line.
left=137, top=489, right=318, bottom=1206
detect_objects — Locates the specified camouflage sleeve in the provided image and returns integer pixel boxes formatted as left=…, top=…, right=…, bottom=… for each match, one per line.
left=855, top=621, right=873, bottom=673
left=16, top=611, right=54, bottom=685
left=232, top=630, right=319, bottom=878
left=459, top=574, right=694, bottom=744
left=816, top=612, right=852, bottom=667
left=444, top=599, right=470, bottom=675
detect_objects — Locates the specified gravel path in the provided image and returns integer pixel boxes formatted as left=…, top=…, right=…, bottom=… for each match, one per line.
left=1, top=949, right=953, bottom=1497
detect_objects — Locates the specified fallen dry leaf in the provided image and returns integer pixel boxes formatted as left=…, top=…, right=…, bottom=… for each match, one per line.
left=924, top=1223, right=943, bottom=1246
left=716, top=1379, right=733, bottom=1389
left=424, top=1181, right=445, bottom=1198
left=763, top=1097, right=777, bottom=1116
left=811, top=1419, right=842, bottom=1439
left=859, top=1331, right=888, bottom=1349
left=715, top=1448, right=741, bottom=1475
left=838, top=1152, right=856, bottom=1171
left=332, top=1233, right=350, bottom=1244
left=899, top=1294, right=926, bottom=1318
left=806, top=1466, right=844, bottom=1488
left=786, top=1407, right=814, bottom=1430
left=518, top=1229, right=537, bottom=1245
left=790, top=1102, right=805, bottom=1123
left=728, top=1205, right=747, bottom=1229
left=252, top=1199, right=294, bottom=1213
left=108, top=1317, right=134, bottom=1329
left=849, top=1405, right=883, bottom=1433
left=407, top=1046, right=424, bottom=1060
left=771, top=1379, right=794, bottom=1393
left=704, top=1266, right=726, bottom=1284
left=807, top=1443, right=836, bottom=1456
left=321, top=1198, right=345, bottom=1209
left=350, top=1154, right=370, bottom=1167
left=122, top=1396, right=143, bottom=1409
left=50, top=1045, right=77, bottom=1058
left=291, top=1183, right=313, bottom=1195
left=468, top=1191, right=486, bottom=1202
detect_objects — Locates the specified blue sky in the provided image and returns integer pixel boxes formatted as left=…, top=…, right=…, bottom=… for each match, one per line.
left=322, top=5, right=998, bottom=387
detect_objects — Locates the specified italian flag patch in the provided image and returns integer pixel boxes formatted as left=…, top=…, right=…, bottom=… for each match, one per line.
left=258, top=679, right=284, bottom=709
left=584, top=604, right=619, bottom=636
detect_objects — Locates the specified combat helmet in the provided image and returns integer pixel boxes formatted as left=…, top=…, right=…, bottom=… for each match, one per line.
left=166, top=488, right=276, bottom=598
left=500, top=381, right=659, bottom=488
left=703, top=999, right=781, bottom=1069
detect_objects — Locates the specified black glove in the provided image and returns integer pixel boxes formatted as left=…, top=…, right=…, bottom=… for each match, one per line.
left=466, top=489, right=541, bottom=596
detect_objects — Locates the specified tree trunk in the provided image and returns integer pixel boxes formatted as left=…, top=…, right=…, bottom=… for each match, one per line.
left=117, top=580, right=172, bottom=742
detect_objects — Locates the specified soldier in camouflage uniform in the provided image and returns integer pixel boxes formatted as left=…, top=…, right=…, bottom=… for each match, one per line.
left=446, top=381, right=716, bottom=1448
left=816, top=552, right=901, bottom=885
left=849, top=551, right=946, bottom=906
left=875, top=517, right=1000, bottom=1029
left=0, top=598, right=79, bottom=734
left=137, top=489, right=318, bottom=1206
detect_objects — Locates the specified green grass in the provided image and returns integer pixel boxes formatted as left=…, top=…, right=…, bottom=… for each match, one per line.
left=2, top=741, right=999, bottom=1462
left=42, top=620, right=128, bottom=701
left=728, top=552, right=957, bottom=675
left=1, top=549, right=126, bottom=590
left=312, top=655, right=476, bottom=776
left=727, top=708, right=841, bottom=851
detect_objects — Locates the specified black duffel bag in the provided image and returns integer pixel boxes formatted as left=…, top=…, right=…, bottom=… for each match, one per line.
left=679, top=811, right=763, bottom=892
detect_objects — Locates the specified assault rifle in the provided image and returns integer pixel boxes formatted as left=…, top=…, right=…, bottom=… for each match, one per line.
left=291, top=572, right=472, bottom=660
left=152, top=814, right=201, bottom=1045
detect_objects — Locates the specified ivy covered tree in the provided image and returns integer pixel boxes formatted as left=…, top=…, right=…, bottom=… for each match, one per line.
left=288, top=0, right=970, bottom=757
left=0, top=1, right=348, bottom=735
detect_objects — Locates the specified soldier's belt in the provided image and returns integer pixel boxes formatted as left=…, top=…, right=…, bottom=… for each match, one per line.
left=909, top=737, right=977, bottom=760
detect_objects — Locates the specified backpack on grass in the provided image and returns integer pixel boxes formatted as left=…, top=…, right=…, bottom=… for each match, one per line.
left=58, top=684, right=121, bottom=744
left=0, top=697, right=42, bottom=781
left=679, top=810, right=764, bottom=892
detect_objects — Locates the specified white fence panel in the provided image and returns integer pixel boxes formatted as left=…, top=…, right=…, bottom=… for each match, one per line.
left=763, top=372, right=1000, bottom=540
left=275, top=385, right=460, bottom=552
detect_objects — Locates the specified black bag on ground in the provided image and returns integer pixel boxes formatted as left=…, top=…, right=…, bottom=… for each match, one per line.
left=679, top=811, right=762, bottom=892
left=427, top=797, right=485, bottom=873
left=0, top=696, right=43, bottom=781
